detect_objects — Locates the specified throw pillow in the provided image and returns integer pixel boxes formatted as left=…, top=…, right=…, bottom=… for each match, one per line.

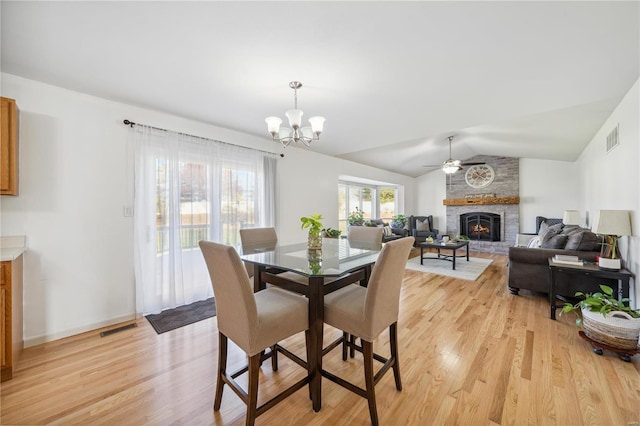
left=560, top=225, right=582, bottom=235
left=416, top=219, right=430, bottom=231
left=541, top=229, right=568, bottom=249
left=527, top=236, right=541, bottom=248
left=383, top=226, right=393, bottom=237
left=564, top=230, right=600, bottom=251
left=538, top=221, right=563, bottom=239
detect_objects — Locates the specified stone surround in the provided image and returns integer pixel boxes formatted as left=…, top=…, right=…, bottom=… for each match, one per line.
left=444, top=155, right=519, bottom=255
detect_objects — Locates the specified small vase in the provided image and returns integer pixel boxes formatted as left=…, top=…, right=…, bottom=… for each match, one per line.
left=308, top=233, right=322, bottom=250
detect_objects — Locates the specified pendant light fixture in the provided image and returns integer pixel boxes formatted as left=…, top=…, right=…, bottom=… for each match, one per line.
left=265, top=81, right=325, bottom=147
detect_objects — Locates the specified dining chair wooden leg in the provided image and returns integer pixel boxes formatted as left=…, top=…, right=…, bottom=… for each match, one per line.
left=246, top=353, right=261, bottom=426
left=362, top=340, right=379, bottom=426
left=271, top=345, right=278, bottom=371
left=342, top=332, right=349, bottom=361
left=390, top=323, right=402, bottom=391
left=350, top=334, right=356, bottom=358
left=214, top=333, right=228, bottom=411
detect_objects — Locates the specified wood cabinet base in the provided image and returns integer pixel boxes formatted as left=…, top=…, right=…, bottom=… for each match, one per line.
left=1, top=255, right=23, bottom=382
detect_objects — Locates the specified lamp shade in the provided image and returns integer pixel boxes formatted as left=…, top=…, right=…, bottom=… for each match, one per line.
left=562, top=210, right=581, bottom=226
left=591, top=210, right=631, bottom=236
left=308, top=116, right=325, bottom=134
left=285, top=109, right=303, bottom=128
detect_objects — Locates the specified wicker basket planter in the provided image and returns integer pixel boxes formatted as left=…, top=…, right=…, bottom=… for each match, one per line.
left=581, top=308, right=640, bottom=350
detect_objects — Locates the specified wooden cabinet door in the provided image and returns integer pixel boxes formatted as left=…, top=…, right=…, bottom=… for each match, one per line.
left=1, top=97, right=18, bottom=195
left=1, top=286, right=6, bottom=367
left=0, top=262, right=8, bottom=369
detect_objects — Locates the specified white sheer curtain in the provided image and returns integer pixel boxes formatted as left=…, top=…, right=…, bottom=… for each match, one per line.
left=133, top=125, right=276, bottom=315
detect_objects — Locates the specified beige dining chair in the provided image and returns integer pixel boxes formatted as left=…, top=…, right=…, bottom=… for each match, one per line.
left=239, top=227, right=278, bottom=278
left=347, top=226, right=383, bottom=247
left=199, top=241, right=311, bottom=426
left=240, top=226, right=313, bottom=286
left=322, top=236, right=414, bottom=426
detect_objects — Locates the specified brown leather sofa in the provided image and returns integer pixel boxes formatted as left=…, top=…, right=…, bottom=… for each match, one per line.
left=507, top=217, right=625, bottom=299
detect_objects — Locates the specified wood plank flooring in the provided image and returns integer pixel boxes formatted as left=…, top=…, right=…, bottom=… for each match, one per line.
left=1, top=251, right=639, bottom=425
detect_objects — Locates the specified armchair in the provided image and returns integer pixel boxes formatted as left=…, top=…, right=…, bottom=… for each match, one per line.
left=408, top=215, right=439, bottom=245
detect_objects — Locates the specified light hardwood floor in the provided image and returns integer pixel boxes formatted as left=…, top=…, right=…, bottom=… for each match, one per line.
left=1, top=251, right=639, bottom=425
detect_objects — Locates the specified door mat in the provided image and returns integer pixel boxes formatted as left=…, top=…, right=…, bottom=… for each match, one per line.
left=145, top=297, right=216, bottom=334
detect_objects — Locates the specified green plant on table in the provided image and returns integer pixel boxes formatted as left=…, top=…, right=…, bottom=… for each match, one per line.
left=322, top=227, right=342, bottom=238
left=300, top=213, right=324, bottom=236
left=391, top=214, right=407, bottom=228
left=561, top=284, right=640, bottom=326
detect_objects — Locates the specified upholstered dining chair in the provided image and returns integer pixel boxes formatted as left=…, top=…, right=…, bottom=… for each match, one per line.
left=199, top=241, right=311, bottom=426
left=239, top=227, right=278, bottom=278
left=347, top=226, right=384, bottom=246
left=321, top=236, right=414, bottom=426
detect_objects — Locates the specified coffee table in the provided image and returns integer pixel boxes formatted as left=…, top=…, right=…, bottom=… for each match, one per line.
left=420, top=240, right=469, bottom=270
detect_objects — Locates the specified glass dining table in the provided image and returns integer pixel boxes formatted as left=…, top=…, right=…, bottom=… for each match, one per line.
left=240, top=237, right=383, bottom=412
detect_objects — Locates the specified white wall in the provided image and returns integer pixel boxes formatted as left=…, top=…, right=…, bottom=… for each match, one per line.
left=519, top=158, right=581, bottom=232
left=275, top=149, right=414, bottom=244
left=414, top=170, right=446, bottom=232
left=577, top=78, right=639, bottom=307
left=0, top=73, right=414, bottom=345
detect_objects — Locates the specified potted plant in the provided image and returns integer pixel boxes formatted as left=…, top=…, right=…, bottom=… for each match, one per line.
left=561, top=284, right=640, bottom=351
left=348, top=207, right=364, bottom=226
left=301, top=213, right=324, bottom=250
left=390, top=214, right=407, bottom=229
left=322, top=227, right=342, bottom=238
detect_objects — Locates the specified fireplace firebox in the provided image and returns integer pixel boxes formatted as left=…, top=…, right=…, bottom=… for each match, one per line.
left=460, top=212, right=501, bottom=241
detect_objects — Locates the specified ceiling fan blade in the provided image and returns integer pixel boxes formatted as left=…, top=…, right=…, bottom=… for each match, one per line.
left=459, top=161, right=486, bottom=166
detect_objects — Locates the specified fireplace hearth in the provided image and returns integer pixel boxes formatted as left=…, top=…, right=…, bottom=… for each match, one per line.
left=460, top=212, right=501, bottom=241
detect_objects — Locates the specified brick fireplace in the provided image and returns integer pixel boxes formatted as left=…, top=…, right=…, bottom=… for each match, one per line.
left=444, top=155, right=519, bottom=255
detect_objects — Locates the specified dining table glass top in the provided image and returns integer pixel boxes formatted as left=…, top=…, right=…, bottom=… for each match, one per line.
left=240, top=237, right=382, bottom=277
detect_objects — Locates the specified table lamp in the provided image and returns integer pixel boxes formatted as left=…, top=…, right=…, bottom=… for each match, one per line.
left=562, top=210, right=582, bottom=226
left=591, top=210, right=631, bottom=270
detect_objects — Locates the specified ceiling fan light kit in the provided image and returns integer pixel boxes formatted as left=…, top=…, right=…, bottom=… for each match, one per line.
left=422, top=135, right=486, bottom=174
left=265, top=81, right=325, bottom=148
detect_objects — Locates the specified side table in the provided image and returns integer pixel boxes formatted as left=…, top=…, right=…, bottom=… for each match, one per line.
left=547, top=258, right=633, bottom=320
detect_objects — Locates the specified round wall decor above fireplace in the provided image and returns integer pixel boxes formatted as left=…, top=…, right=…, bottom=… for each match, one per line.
left=465, top=164, right=495, bottom=188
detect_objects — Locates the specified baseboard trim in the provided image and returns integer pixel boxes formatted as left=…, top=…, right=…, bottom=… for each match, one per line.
left=23, top=314, right=137, bottom=348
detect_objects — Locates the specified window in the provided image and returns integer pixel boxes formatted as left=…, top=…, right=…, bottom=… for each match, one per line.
left=338, top=181, right=398, bottom=232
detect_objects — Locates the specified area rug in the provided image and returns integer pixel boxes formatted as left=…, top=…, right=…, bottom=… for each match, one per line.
left=405, top=256, right=493, bottom=281
left=145, top=297, right=216, bottom=334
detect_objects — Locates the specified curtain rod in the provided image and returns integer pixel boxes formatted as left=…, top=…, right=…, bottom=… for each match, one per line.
left=123, top=119, right=283, bottom=157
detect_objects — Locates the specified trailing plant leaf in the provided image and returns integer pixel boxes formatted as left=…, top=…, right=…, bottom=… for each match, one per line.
left=561, top=284, right=640, bottom=321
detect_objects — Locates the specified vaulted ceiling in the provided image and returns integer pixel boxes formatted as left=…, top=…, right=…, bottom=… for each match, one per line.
left=2, top=1, right=638, bottom=177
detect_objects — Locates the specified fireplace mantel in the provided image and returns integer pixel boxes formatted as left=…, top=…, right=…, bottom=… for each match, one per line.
left=443, top=196, right=520, bottom=206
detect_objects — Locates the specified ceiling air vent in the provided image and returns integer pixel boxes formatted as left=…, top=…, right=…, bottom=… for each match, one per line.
left=606, top=124, right=619, bottom=153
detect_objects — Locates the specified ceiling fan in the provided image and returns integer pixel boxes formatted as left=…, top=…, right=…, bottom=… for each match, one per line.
left=422, top=135, right=485, bottom=174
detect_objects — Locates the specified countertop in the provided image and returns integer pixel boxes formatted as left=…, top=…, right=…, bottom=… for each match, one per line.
left=1, top=235, right=26, bottom=261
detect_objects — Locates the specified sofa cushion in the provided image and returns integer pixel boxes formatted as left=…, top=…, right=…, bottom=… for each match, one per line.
left=416, top=218, right=430, bottom=231
left=541, top=229, right=568, bottom=249
left=538, top=221, right=563, bottom=239
left=564, top=230, right=600, bottom=251
left=382, top=226, right=393, bottom=237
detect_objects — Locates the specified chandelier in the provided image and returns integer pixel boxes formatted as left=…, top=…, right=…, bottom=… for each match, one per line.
left=265, top=81, right=325, bottom=147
